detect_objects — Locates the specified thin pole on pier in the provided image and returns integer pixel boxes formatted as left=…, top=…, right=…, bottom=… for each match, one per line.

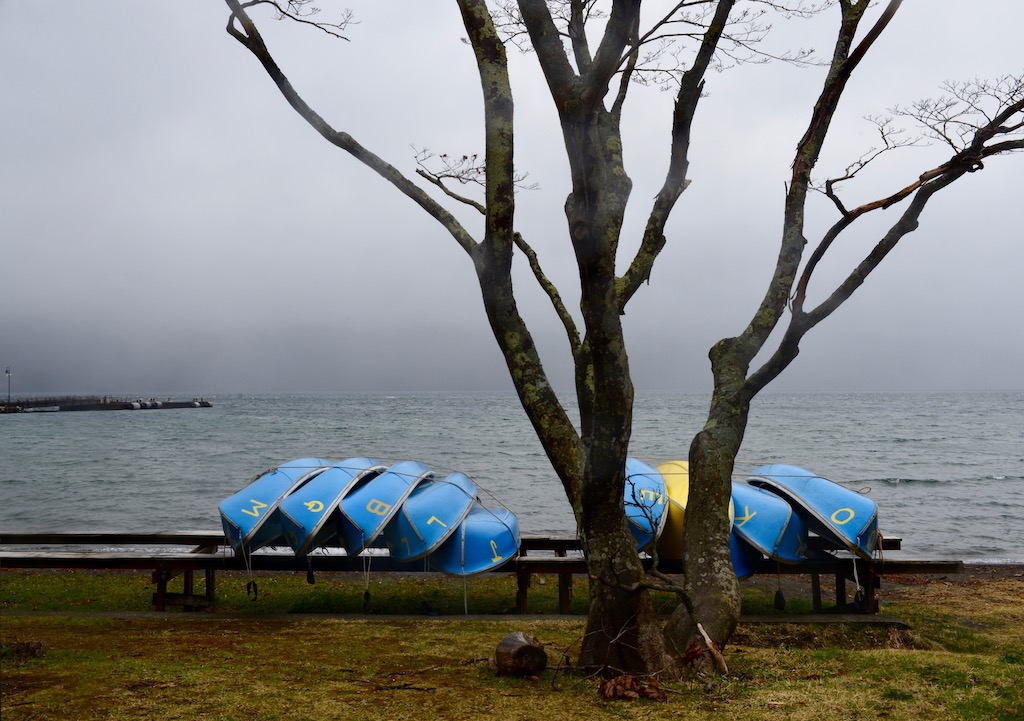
left=5, top=367, right=9, bottom=405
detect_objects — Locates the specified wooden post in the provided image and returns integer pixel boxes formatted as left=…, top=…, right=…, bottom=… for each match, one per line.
left=863, top=561, right=879, bottom=613
left=516, top=567, right=531, bottom=614
left=183, top=570, right=194, bottom=611
left=152, top=569, right=168, bottom=612
left=205, top=569, right=216, bottom=605
left=835, top=572, right=846, bottom=608
left=555, top=547, right=572, bottom=614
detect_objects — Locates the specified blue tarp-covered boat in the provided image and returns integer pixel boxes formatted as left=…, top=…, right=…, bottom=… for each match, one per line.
left=748, top=464, right=878, bottom=559
left=731, top=480, right=809, bottom=564
left=624, top=457, right=669, bottom=551
left=382, top=471, right=477, bottom=561
left=430, top=502, right=520, bottom=575
left=338, top=460, right=433, bottom=555
left=219, top=457, right=333, bottom=553
left=278, top=457, right=385, bottom=556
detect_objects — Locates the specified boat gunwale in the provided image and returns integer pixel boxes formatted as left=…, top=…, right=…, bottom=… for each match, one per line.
left=278, top=460, right=387, bottom=557
left=384, top=471, right=478, bottom=563
left=747, top=473, right=878, bottom=561
left=220, top=459, right=333, bottom=553
left=338, top=461, right=434, bottom=556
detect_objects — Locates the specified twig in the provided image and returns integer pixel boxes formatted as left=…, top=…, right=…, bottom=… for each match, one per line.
left=696, top=623, right=729, bottom=675
left=374, top=683, right=435, bottom=692
left=387, top=664, right=442, bottom=677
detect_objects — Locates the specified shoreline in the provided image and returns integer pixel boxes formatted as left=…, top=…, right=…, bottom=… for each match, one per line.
left=936, top=561, right=1024, bottom=580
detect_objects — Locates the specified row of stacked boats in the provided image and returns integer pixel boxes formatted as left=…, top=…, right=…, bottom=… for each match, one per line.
left=624, top=458, right=879, bottom=578
left=218, top=456, right=879, bottom=578
left=219, top=458, right=519, bottom=575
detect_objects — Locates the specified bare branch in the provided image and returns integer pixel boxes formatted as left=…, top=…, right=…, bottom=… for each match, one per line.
left=413, top=158, right=487, bottom=215
left=223, top=0, right=476, bottom=255
left=892, top=74, right=1024, bottom=152
left=747, top=72, right=1024, bottom=395
left=408, top=146, right=578, bottom=350
left=416, top=149, right=486, bottom=189
left=238, top=0, right=354, bottom=40
left=413, top=147, right=539, bottom=198
left=618, top=0, right=735, bottom=309
left=816, top=74, right=1024, bottom=225
left=625, top=1, right=830, bottom=93
left=513, top=233, right=583, bottom=354
left=816, top=115, right=922, bottom=215
left=499, top=1, right=830, bottom=92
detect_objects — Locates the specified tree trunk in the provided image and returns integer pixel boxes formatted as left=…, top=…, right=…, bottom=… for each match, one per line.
left=578, top=496, right=676, bottom=677
left=663, top=389, right=747, bottom=665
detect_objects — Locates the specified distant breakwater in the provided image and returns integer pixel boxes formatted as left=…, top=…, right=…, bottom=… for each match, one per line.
left=0, top=395, right=212, bottom=413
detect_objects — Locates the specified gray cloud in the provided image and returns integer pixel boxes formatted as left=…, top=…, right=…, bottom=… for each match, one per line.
left=1, top=1, right=1021, bottom=396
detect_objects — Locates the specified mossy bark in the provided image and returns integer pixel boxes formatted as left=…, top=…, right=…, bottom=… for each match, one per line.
left=579, top=500, right=675, bottom=674
left=663, top=415, right=745, bottom=658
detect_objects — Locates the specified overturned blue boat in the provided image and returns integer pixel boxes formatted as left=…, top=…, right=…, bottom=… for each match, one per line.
left=278, top=457, right=385, bottom=556
left=338, top=460, right=433, bottom=555
left=430, top=502, right=521, bottom=575
left=730, top=530, right=764, bottom=580
left=219, top=457, right=333, bottom=553
left=731, top=480, right=809, bottom=564
left=748, top=464, right=878, bottom=560
left=382, top=471, right=477, bottom=561
left=624, top=457, right=669, bottom=551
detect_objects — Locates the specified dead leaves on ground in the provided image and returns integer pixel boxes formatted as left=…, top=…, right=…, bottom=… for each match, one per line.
left=598, top=673, right=668, bottom=702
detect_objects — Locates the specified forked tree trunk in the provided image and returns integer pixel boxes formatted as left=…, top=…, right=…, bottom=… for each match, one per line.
left=577, top=495, right=676, bottom=676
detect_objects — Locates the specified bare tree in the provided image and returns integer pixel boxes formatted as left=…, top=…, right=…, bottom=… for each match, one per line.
left=222, top=0, right=1023, bottom=677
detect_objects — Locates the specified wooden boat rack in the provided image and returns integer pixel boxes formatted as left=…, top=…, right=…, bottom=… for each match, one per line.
left=0, top=531, right=961, bottom=614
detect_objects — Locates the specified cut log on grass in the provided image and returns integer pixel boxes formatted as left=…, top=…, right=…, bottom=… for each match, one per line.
left=494, top=631, right=547, bottom=677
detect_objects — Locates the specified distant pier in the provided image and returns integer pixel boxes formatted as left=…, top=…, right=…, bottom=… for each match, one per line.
left=0, top=396, right=212, bottom=413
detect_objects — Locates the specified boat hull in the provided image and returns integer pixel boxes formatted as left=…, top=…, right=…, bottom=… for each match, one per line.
left=730, top=530, right=764, bottom=579
left=337, top=460, right=432, bottom=555
left=219, top=457, right=333, bottom=553
left=748, top=464, right=878, bottom=559
left=278, top=457, right=385, bottom=556
left=731, top=481, right=808, bottom=564
left=383, top=471, right=477, bottom=561
left=655, top=460, right=688, bottom=561
left=624, top=457, right=668, bottom=551
left=430, top=502, right=521, bottom=575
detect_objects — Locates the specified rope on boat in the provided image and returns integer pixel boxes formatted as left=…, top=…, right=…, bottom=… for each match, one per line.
left=241, top=543, right=258, bottom=602
left=362, top=547, right=372, bottom=612
left=773, top=557, right=786, bottom=610
left=851, top=557, right=866, bottom=611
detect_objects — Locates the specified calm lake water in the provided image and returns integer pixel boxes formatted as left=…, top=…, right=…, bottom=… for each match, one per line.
left=1, top=391, right=1021, bottom=561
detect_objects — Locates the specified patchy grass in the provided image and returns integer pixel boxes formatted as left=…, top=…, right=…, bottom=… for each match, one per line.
left=2, top=569, right=1023, bottom=721
left=0, top=569, right=592, bottom=616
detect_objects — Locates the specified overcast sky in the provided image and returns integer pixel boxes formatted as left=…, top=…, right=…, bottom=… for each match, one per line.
left=1, top=1, right=1021, bottom=396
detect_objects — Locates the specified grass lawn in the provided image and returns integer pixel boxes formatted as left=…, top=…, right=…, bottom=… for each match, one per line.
left=2, top=567, right=1022, bottom=721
